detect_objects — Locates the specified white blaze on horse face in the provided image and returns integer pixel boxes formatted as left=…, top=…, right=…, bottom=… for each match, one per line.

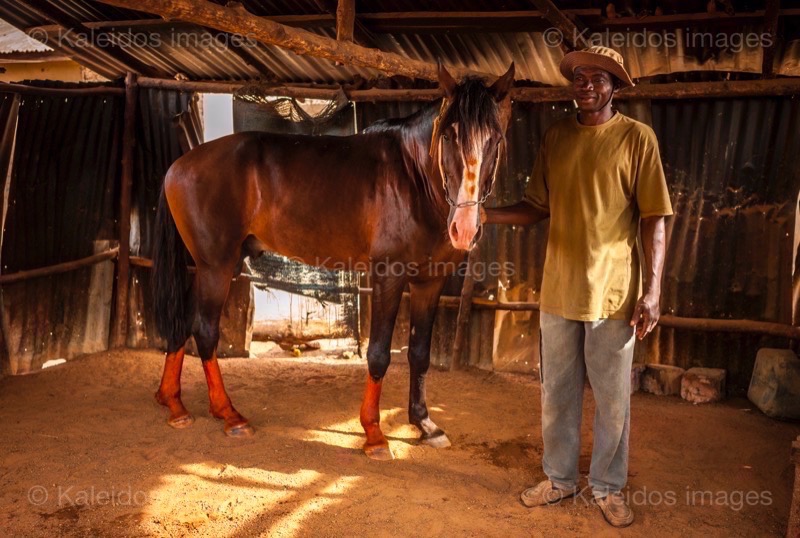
left=449, top=123, right=489, bottom=251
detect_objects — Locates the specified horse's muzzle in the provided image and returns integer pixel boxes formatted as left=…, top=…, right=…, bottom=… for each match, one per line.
left=448, top=205, right=479, bottom=251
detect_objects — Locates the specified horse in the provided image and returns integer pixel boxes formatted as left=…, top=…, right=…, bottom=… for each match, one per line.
left=151, top=63, right=515, bottom=460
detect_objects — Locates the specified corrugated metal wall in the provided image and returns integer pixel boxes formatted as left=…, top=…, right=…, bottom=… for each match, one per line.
left=645, top=97, right=800, bottom=392
left=0, top=84, right=122, bottom=374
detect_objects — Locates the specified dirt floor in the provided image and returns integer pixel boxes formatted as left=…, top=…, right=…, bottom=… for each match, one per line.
left=0, top=343, right=798, bottom=537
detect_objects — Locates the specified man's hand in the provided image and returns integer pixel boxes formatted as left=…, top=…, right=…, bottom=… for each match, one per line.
left=629, top=292, right=660, bottom=340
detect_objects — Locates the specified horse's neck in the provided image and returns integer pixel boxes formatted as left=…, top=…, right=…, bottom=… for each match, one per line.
left=399, top=104, right=447, bottom=217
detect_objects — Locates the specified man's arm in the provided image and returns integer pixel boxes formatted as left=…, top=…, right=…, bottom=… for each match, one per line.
left=630, top=216, right=667, bottom=340
left=482, top=201, right=549, bottom=226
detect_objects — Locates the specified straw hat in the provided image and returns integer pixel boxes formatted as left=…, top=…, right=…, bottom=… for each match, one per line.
left=559, top=46, right=634, bottom=88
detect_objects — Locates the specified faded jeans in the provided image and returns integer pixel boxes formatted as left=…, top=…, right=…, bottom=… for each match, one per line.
left=539, top=312, right=635, bottom=499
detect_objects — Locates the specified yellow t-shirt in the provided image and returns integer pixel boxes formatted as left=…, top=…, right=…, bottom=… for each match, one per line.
left=524, top=112, right=673, bottom=321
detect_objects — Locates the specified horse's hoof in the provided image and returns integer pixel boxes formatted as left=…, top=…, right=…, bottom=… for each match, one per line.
left=420, top=432, right=451, bottom=449
left=364, top=443, right=394, bottom=461
left=167, top=414, right=194, bottom=429
left=224, top=423, right=255, bottom=437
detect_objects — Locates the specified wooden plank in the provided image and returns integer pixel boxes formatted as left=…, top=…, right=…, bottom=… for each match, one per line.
left=0, top=248, right=119, bottom=284
left=111, top=72, right=138, bottom=348
left=92, top=0, right=492, bottom=82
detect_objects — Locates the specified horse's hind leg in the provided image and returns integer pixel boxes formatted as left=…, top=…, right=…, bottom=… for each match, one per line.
left=155, top=346, right=193, bottom=428
left=194, top=265, right=253, bottom=437
left=361, top=274, right=406, bottom=461
left=408, top=278, right=451, bottom=448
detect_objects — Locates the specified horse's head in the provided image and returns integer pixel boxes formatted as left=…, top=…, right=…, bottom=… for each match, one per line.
left=433, top=63, right=514, bottom=251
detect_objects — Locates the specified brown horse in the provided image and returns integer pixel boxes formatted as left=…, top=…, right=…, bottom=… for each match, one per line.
left=151, top=63, right=514, bottom=460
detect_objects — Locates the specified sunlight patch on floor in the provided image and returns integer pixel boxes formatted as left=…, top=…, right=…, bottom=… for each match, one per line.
left=145, top=463, right=360, bottom=536
left=267, top=475, right=361, bottom=537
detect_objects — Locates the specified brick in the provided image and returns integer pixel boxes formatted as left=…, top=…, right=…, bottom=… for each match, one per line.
left=748, top=348, right=800, bottom=419
left=641, top=364, right=685, bottom=396
left=631, top=363, right=646, bottom=394
left=681, top=367, right=726, bottom=404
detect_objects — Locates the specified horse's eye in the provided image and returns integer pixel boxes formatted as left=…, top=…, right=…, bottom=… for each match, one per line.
left=442, top=134, right=449, bottom=141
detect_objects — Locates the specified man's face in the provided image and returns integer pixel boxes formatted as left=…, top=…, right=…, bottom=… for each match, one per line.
left=572, top=66, right=616, bottom=112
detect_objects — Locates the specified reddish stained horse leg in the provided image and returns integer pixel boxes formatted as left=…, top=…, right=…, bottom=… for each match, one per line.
left=203, top=354, right=254, bottom=437
left=360, top=375, right=393, bottom=460
left=155, top=347, right=194, bottom=429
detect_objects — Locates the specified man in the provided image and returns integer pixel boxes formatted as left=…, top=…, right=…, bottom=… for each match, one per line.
left=483, top=46, right=672, bottom=527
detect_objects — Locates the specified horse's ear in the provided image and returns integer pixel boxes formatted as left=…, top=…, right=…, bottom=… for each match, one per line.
left=490, top=63, right=515, bottom=102
left=438, top=60, right=457, bottom=98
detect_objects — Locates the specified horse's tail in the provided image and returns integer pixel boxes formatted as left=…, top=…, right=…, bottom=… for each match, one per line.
left=152, top=185, right=191, bottom=351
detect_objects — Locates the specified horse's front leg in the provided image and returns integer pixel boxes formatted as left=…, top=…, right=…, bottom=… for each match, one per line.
left=407, top=278, right=451, bottom=448
left=360, top=274, right=406, bottom=461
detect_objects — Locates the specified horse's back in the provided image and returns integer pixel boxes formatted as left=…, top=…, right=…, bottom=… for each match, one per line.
left=163, top=130, right=416, bottom=267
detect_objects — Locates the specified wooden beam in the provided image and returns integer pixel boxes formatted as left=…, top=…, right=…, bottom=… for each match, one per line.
left=25, top=8, right=800, bottom=34
left=0, top=81, right=124, bottom=96
left=0, top=248, right=119, bottom=285
left=336, top=0, right=355, bottom=43
left=17, top=0, right=167, bottom=78
left=92, top=0, right=492, bottom=82
left=762, top=0, right=781, bottom=78
left=0, top=51, right=70, bottom=63
left=136, top=76, right=800, bottom=102
left=527, top=0, right=589, bottom=50
left=111, top=72, right=138, bottom=348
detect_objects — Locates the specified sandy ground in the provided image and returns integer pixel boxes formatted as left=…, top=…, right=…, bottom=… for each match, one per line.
left=0, top=344, right=798, bottom=537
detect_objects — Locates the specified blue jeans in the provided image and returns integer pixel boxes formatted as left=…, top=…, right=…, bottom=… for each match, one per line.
left=539, top=312, right=635, bottom=498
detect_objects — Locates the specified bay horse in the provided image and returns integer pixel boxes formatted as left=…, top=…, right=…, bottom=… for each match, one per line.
left=151, top=63, right=515, bottom=460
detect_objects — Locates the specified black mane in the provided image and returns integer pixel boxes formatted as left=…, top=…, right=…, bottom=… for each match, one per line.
left=440, top=77, right=502, bottom=158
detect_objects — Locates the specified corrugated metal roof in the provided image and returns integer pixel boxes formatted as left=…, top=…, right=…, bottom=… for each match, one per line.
left=0, top=19, right=50, bottom=53
left=1, top=3, right=800, bottom=84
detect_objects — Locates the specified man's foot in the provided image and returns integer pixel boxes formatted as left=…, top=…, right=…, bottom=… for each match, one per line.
left=520, top=480, right=578, bottom=507
left=595, top=491, right=634, bottom=527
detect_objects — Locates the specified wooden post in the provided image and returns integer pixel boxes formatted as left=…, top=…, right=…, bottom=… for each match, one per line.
left=112, top=72, right=138, bottom=348
left=336, top=0, right=355, bottom=43
left=451, top=247, right=480, bottom=371
left=789, top=436, right=800, bottom=537
left=763, top=0, right=781, bottom=78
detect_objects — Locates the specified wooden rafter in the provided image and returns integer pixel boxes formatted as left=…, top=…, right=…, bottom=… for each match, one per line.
left=18, top=0, right=167, bottom=78
left=527, top=0, right=589, bottom=50
left=91, top=0, right=492, bottom=82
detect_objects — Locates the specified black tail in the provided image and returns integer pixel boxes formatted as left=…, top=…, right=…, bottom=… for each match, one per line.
left=152, top=186, right=192, bottom=351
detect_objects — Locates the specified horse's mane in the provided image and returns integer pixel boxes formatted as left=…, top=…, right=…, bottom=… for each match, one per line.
left=359, top=78, right=504, bottom=218
left=363, top=103, right=447, bottom=217
left=439, top=77, right=503, bottom=161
